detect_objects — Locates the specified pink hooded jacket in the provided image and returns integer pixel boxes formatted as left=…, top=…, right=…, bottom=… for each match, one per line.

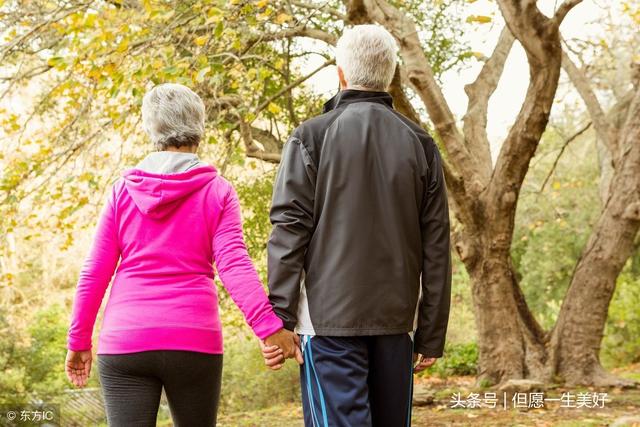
left=67, top=164, right=283, bottom=354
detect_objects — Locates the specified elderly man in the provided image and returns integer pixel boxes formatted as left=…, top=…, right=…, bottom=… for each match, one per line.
left=264, top=25, right=452, bottom=426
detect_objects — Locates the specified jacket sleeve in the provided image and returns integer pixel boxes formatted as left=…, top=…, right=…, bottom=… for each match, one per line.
left=67, top=188, right=121, bottom=351
left=213, top=185, right=284, bottom=340
left=267, top=136, right=316, bottom=331
left=414, top=145, right=452, bottom=357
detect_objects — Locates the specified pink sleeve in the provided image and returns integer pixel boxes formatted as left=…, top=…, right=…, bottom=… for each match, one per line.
left=67, top=188, right=121, bottom=351
left=213, top=185, right=284, bottom=340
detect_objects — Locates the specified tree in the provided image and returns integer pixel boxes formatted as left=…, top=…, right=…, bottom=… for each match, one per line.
left=349, top=0, right=640, bottom=386
left=2, top=0, right=639, bottom=387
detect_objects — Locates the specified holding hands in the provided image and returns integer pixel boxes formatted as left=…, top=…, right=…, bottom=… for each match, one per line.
left=261, top=329, right=303, bottom=370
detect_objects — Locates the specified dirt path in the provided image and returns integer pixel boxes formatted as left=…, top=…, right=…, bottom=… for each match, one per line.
left=217, top=366, right=640, bottom=427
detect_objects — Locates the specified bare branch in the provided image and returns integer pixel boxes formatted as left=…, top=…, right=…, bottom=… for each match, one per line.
left=246, top=150, right=282, bottom=164
left=252, top=58, right=335, bottom=118
left=561, top=49, right=616, bottom=159
left=463, top=26, right=515, bottom=181
left=291, top=1, right=347, bottom=21
left=539, top=121, right=592, bottom=193
left=248, top=26, right=337, bottom=47
left=553, top=0, right=583, bottom=25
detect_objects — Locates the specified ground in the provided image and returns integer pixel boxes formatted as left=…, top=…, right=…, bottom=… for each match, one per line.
left=214, top=365, right=640, bottom=427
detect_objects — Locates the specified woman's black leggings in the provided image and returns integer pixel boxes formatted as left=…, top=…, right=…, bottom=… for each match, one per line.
left=97, top=350, right=222, bottom=427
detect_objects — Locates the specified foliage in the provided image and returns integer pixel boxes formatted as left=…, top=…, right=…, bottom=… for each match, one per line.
left=602, top=262, right=640, bottom=367
left=215, top=167, right=276, bottom=331
left=220, top=329, right=300, bottom=414
left=0, top=0, right=471, bottom=245
left=422, top=342, right=478, bottom=378
left=394, top=0, right=473, bottom=80
left=445, top=256, right=476, bottom=344
left=0, top=304, right=84, bottom=405
left=0, top=0, right=326, bottom=247
left=0, top=0, right=638, bottom=414
left=234, top=167, right=277, bottom=274
left=512, top=122, right=601, bottom=329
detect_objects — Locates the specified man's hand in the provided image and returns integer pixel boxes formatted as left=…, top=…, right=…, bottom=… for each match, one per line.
left=413, top=353, right=437, bottom=373
left=65, top=350, right=92, bottom=387
left=261, top=329, right=303, bottom=370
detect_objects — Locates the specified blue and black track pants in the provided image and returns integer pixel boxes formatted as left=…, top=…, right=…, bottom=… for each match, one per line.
left=299, top=334, right=414, bottom=427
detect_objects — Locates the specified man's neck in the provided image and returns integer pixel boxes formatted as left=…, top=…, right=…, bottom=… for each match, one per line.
left=342, top=84, right=381, bottom=92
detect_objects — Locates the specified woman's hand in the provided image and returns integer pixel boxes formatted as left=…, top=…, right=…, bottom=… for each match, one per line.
left=260, top=343, right=285, bottom=370
left=261, top=329, right=303, bottom=370
left=65, top=350, right=92, bottom=387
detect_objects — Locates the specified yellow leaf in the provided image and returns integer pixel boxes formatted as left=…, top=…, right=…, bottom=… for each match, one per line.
left=116, top=39, right=129, bottom=52
left=552, top=181, right=561, bottom=190
left=276, top=13, right=291, bottom=24
left=466, top=15, right=492, bottom=24
left=194, top=35, right=208, bottom=46
left=267, top=103, right=281, bottom=114
left=256, top=0, right=268, bottom=7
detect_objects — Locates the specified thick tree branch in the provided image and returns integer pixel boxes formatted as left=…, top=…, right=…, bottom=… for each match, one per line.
left=387, top=65, right=421, bottom=125
left=491, top=0, right=565, bottom=199
left=553, top=0, right=583, bottom=25
left=346, top=0, right=368, bottom=24
left=463, top=26, right=515, bottom=181
left=361, top=0, right=483, bottom=219
left=498, top=1, right=561, bottom=63
left=237, top=118, right=282, bottom=164
left=254, top=26, right=337, bottom=46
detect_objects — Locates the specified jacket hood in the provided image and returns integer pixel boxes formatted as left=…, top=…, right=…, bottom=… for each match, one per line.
left=122, top=165, right=217, bottom=219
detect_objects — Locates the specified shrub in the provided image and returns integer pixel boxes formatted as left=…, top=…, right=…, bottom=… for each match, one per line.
left=601, top=264, right=640, bottom=367
left=219, top=329, right=300, bottom=414
left=422, top=342, right=478, bottom=378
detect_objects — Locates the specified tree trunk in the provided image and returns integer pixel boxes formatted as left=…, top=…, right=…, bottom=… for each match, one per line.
left=549, top=87, right=640, bottom=386
left=456, top=214, right=549, bottom=385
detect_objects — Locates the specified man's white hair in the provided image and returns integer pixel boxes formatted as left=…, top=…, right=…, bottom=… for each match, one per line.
left=335, top=24, right=398, bottom=91
left=141, top=83, right=205, bottom=150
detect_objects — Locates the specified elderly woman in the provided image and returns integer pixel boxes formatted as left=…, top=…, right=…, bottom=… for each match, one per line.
left=65, top=83, right=300, bottom=427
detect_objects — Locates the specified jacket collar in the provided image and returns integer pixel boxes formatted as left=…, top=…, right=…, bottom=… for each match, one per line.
left=322, top=89, right=394, bottom=113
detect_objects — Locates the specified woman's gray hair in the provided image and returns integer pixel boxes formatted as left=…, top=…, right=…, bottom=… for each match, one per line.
left=141, top=83, right=206, bottom=150
left=335, top=24, right=398, bottom=91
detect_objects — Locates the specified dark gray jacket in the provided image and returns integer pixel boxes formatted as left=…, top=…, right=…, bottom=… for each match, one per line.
left=267, top=89, right=451, bottom=357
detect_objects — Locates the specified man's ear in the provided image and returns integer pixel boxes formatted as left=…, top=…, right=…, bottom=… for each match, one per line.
left=337, top=66, right=348, bottom=90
